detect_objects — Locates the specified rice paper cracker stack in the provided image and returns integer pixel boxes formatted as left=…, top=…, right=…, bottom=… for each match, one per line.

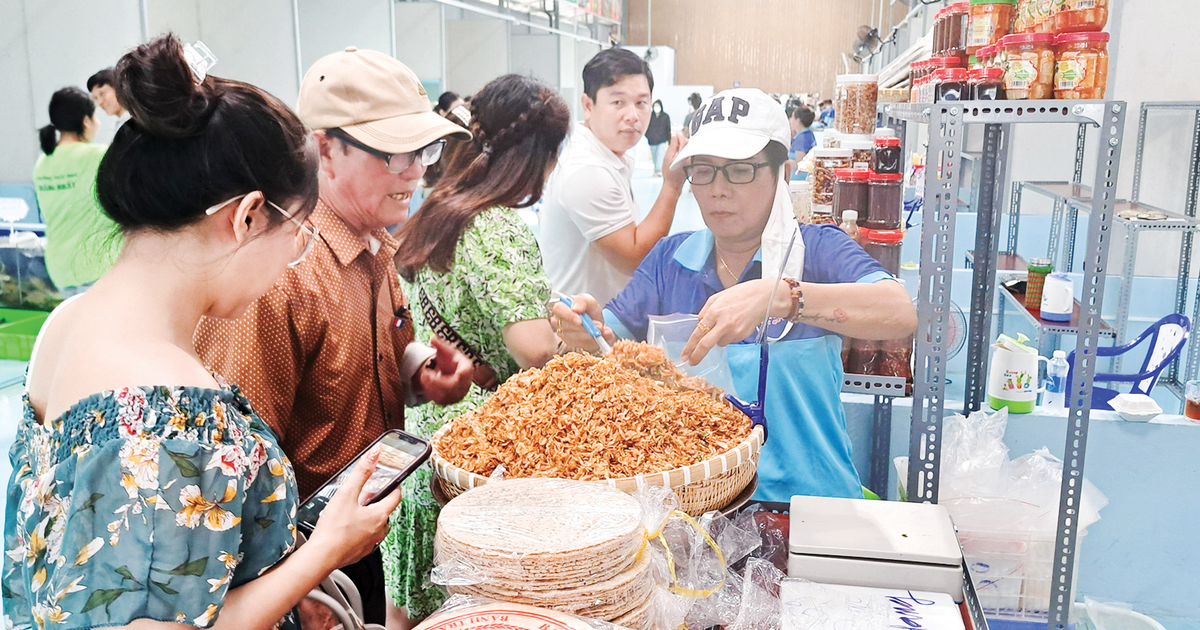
left=435, top=479, right=653, bottom=623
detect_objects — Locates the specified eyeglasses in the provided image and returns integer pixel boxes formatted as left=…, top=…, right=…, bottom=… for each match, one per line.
left=683, top=161, right=773, bottom=186
left=334, top=132, right=446, bottom=174
left=204, top=195, right=319, bottom=268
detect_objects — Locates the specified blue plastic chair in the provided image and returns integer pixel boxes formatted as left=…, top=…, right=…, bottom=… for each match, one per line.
left=1065, top=313, right=1190, bottom=410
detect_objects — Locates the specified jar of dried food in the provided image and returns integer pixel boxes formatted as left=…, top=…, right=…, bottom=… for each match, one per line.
left=1056, top=0, right=1108, bottom=32
left=835, top=74, right=879, bottom=135
left=1033, top=0, right=1060, bottom=33
left=823, top=130, right=841, bottom=148
left=945, top=3, right=971, bottom=61
left=934, top=67, right=969, bottom=102
left=968, top=0, right=1017, bottom=56
left=834, top=168, right=870, bottom=224
left=1054, top=31, right=1108, bottom=99
left=789, top=179, right=811, bottom=223
left=842, top=135, right=875, bottom=169
left=867, top=172, right=904, bottom=230
left=846, top=338, right=882, bottom=376
left=1003, top=33, right=1056, bottom=99
left=1013, top=0, right=1037, bottom=32
left=873, top=135, right=902, bottom=174
left=878, top=335, right=915, bottom=382
left=811, top=204, right=837, bottom=225
left=860, top=227, right=905, bottom=275
left=970, top=66, right=1007, bottom=100
left=811, top=148, right=852, bottom=206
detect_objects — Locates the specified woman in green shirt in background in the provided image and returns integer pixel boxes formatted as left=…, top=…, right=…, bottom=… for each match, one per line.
left=34, top=87, right=122, bottom=294
left=383, top=74, right=570, bottom=627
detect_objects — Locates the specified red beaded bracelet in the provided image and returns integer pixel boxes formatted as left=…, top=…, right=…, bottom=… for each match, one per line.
left=783, top=278, right=804, bottom=323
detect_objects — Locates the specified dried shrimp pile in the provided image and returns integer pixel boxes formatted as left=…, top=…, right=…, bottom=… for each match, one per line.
left=435, top=342, right=750, bottom=480
left=606, top=340, right=726, bottom=398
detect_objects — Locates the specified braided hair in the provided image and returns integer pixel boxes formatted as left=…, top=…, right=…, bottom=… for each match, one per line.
left=395, top=75, right=570, bottom=279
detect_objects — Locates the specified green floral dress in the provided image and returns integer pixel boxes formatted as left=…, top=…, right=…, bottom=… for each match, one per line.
left=381, top=207, right=551, bottom=618
left=3, top=384, right=300, bottom=630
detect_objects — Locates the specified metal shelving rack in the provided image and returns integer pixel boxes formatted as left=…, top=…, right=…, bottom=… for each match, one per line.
left=1005, top=102, right=1200, bottom=394
left=887, top=100, right=1127, bottom=630
left=1131, top=102, right=1200, bottom=395
left=842, top=373, right=907, bottom=494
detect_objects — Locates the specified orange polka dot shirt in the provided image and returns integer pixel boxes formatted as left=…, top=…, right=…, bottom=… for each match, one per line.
left=195, top=200, right=418, bottom=497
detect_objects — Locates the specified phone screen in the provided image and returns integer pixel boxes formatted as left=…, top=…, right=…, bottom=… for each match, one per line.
left=296, top=430, right=430, bottom=532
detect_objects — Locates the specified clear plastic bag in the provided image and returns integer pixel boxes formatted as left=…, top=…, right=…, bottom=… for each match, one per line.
left=647, top=313, right=736, bottom=393
left=779, top=579, right=889, bottom=630
left=937, top=407, right=1107, bottom=535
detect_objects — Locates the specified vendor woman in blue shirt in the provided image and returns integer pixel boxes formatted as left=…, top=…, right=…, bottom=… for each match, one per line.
left=552, top=88, right=917, bottom=502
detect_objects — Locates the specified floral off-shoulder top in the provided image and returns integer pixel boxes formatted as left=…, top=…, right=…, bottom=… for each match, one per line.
left=3, top=383, right=300, bottom=630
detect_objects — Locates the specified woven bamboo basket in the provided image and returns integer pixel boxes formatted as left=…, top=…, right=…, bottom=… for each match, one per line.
left=430, top=424, right=763, bottom=517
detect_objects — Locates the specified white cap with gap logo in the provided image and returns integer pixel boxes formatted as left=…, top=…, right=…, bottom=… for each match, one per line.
left=671, top=88, right=791, bottom=169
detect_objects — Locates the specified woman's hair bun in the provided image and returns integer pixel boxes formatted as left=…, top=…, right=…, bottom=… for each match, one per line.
left=115, top=33, right=217, bottom=139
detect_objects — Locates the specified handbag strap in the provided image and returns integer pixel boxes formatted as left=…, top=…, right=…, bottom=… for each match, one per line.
left=419, top=287, right=499, bottom=392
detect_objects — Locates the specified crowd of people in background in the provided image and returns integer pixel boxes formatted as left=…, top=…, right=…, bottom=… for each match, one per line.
left=7, top=34, right=909, bottom=630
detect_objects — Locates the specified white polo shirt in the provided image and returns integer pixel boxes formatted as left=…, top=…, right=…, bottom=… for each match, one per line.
left=539, top=122, right=638, bottom=306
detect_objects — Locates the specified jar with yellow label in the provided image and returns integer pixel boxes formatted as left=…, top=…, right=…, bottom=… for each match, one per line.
left=1002, top=33, right=1056, bottom=99
left=1054, top=31, right=1109, bottom=99
left=967, top=0, right=1016, bottom=57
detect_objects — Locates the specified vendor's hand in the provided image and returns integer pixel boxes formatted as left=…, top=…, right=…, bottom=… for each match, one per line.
left=306, top=445, right=402, bottom=571
left=548, top=293, right=615, bottom=353
left=662, top=133, right=689, bottom=191
left=419, top=337, right=473, bottom=405
left=681, top=279, right=791, bottom=365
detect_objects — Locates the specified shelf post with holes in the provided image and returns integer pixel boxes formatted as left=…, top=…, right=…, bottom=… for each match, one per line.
left=885, top=100, right=1127, bottom=630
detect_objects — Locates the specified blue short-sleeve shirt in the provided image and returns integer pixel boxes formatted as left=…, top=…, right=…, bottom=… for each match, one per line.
left=605, top=223, right=892, bottom=501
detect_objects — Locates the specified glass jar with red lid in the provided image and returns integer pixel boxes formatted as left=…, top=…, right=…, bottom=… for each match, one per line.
left=873, top=135, right=902, bottom=174
left=969, top=66, right=1007, bottom=100
left=1054, top=32, right=1109, bottom=99
left=1002, top=33, right=1055, bottom=99
left=934, top=67, right=969, bottom=102
left=860, top=227, right=905, bottom=275
left=967, top=0, right=1017, bottom=56
left=932, top=8, right=949, bottom=57
left=833, top=168, right=871, bottom=225
left=945, top=3, right=971, bottom=61
left=976, top=43, right=994, bottom=67
left=1056, top=0, right=1108, bottom=32
left=867, top=173, right=904, bottom=230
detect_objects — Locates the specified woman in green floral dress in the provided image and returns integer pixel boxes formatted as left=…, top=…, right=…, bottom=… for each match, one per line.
left=384, top=75, right=571, bottom=623
left=3, top=35, right=398, bottom=630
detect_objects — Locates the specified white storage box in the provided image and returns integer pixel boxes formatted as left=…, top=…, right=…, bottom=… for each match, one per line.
left=787, top=496, right=965, bottom=602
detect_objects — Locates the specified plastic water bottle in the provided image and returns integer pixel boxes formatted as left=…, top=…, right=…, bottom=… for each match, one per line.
left=1044, top=350, right=1069, bottom=408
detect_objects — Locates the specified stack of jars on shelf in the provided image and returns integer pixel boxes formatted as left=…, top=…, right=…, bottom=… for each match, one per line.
left=911, top=0, right=1108, bottom=103
left=826, top=128, right=913, bottom=386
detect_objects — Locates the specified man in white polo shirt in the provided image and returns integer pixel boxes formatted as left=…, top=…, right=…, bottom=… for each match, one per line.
left=539, top=48, right=685, bottom=306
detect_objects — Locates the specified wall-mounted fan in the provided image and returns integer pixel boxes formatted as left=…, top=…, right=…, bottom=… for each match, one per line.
left=851, top=26, right=882, bottom=62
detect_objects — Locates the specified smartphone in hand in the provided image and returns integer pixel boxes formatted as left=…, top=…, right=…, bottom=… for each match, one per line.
left=296, top=429, right=431, bottom=532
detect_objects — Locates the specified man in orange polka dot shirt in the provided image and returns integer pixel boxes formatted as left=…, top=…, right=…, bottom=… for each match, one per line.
left=195, top=47, right=475, bottom=623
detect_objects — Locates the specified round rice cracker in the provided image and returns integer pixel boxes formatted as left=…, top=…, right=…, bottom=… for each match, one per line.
left=449, top=550, right=654, bottom=620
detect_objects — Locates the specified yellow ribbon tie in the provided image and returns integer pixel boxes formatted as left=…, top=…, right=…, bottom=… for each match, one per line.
left=643, top=510, right=727, bottom=598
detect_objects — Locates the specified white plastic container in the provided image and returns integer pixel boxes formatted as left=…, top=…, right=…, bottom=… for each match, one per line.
left=1108, top=393, right=1162, bottom=422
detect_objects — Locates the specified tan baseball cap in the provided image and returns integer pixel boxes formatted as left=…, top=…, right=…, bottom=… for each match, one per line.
left=298, top=46, right=470, bottom=153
